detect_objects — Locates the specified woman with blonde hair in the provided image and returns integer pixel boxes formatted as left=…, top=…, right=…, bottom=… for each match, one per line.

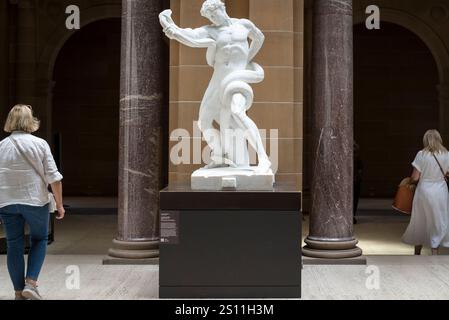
left=0, top=104, right=64, bottom=300
left=402, top=129, right=449, bottom=255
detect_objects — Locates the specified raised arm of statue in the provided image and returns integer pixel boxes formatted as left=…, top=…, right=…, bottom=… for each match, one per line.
left=159, top=9, right=215, bottom=48
left=241, top=19, right=265, bottom=62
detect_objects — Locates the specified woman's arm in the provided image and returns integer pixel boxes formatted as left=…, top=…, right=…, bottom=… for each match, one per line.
left=42, top=141, right=65, bottom=219
left=411, top=168, right=421, bottom=184
left=50, top=181, right=65, bottom=220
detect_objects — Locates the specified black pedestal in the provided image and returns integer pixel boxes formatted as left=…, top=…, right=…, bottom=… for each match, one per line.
left=159, top=184, right=302, bottom=298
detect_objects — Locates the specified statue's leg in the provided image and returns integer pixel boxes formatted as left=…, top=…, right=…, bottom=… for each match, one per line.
left=198, top=114, right=224, bottom=168
left=229, top=117, right=250, bottom=166
left=222, top=113, right=250, bottom=167
left=220, top=107, right=232, bottom=161
left=230, top=93, right=271, bottom=173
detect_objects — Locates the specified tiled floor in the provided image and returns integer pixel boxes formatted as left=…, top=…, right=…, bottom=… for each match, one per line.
left=1, top=198, right=449, bottom=299
left=1, top=255, right=449, bottom=300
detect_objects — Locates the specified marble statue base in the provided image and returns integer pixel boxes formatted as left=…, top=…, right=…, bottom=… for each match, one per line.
left=191, top=167, right=275, bottom=191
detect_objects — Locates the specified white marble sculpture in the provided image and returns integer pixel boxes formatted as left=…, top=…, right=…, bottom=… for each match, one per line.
left=160, top=0, right=274, bottom=190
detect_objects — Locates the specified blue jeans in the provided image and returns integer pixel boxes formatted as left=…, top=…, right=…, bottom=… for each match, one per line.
left=0, top=204, right=49, bottom=291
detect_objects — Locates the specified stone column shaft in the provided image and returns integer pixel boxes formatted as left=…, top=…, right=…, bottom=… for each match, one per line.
left=106, top=0, right=165, bottom=263
left=303, top=0, right=362, bottom=259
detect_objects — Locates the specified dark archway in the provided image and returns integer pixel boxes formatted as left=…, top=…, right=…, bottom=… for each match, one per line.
left=52, top=18, right=121, bottom=196
left=354, top=22, right=440, bottom=197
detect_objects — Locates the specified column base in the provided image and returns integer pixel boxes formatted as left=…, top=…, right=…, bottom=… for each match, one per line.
left=302, top=237, right=363, bottom=261
left=302, top=255, right=366, bottom=265
left=103, top=239, right=159, bottom=265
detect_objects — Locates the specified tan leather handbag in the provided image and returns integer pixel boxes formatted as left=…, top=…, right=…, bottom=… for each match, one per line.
left=392, top=177, right=416, bottom=214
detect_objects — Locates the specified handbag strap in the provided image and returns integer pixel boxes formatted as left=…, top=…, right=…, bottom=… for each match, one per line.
left=8, top=136, right=48, bottom=186
left=432, top=153, right=447, bottom=181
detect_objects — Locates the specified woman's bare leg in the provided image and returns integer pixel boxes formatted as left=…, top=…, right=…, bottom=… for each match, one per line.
left=431, top=248, right=439, bottom=256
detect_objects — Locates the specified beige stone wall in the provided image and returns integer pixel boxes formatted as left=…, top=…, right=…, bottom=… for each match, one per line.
left=168, top=0, right=304, bottom=190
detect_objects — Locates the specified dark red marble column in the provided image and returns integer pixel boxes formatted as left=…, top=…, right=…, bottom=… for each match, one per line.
left=105, top=0, right=165, bottom=263
left=302, top=0, right=362, bottom=259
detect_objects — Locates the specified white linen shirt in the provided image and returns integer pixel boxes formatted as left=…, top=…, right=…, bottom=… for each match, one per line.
left=0, top=131, right=63, bottom=208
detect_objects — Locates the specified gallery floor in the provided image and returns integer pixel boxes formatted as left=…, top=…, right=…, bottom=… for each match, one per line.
left=1, top=198, right=449, bottom=300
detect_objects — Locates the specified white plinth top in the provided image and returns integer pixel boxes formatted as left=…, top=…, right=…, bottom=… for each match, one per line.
left=191, top=167, right=275, bottom=191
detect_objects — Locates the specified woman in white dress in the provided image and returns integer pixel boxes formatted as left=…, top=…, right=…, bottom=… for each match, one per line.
left=402, top=129, right=449, bottom=255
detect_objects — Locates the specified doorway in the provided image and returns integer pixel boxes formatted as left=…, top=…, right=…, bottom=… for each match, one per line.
left=354, top=22, right=440, bottom=198
left=52, top=18, right=121, bottom=197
